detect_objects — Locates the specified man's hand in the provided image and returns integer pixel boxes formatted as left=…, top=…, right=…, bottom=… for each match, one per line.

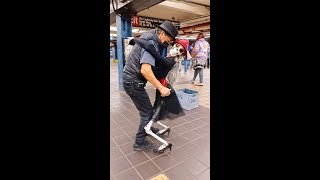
left=141, top=63, right=171, bottom=96
left=159, top=86, right=171, bottom=97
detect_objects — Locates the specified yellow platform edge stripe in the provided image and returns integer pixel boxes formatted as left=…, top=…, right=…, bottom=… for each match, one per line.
left=149, top=174, right=169, bottom=180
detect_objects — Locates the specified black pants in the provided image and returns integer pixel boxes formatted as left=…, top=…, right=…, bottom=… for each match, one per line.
left=123, top=81, right=153, bottom=145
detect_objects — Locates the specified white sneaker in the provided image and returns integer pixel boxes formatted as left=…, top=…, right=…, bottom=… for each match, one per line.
left=195, top=83, right=203, bottom=86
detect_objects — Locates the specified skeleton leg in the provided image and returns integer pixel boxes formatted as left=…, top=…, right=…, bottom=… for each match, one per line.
left=144, top=99, right=172, bottom=153
left=144, top=120, right=172, bottom=153
left=152, top=99, right=171, bottom=136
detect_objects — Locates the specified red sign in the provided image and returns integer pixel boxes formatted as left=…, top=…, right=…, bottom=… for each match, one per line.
left=131, top=16, right=140, bottom=26
left=131, top=16, right=180, bottom=30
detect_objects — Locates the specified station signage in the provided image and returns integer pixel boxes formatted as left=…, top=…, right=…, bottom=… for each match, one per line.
left=131, top=16, right=180, bottom=30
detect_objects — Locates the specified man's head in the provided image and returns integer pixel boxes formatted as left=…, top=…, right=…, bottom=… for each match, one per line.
left=196, top=33, right=204, bottom=41
left=157, top=21, right=178, bottom=46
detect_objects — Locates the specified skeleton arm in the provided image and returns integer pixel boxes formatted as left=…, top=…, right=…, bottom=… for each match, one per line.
left=130, top=38, right=175, bottom=68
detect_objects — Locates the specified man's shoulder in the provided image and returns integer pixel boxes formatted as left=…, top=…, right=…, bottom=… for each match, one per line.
left=141, top=49, right=156, bottom=65
left=139, top=30, right=160, bottom=51
left=149, top=40, right=159, bottom=51
left=140, top=29, right=156, bottom=38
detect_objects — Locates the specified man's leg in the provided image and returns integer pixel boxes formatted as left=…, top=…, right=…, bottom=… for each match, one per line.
left=131, top=93, right=154, bottom=144
left=123, top=82, right=155, bottom=149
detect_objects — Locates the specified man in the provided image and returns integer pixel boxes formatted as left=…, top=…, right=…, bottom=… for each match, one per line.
left=190, top=33, right=210, bottom=86
left=122, top=21, right=178, bottom=151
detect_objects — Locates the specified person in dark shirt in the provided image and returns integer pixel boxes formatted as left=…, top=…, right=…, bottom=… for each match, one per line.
left=122, top=21, right=178, bottom=151
left=127, top=37, right=188, bottom=153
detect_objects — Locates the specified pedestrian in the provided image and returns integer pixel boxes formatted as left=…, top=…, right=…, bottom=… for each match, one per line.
left=122, top=21, right=178, bottom=151
left=190, top=33, right=210, bottom=86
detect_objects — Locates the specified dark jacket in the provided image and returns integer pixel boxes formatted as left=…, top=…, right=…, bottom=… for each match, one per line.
left=122, top=29, right=166, bottom=83
left=131, top=38, right=176, bottom=79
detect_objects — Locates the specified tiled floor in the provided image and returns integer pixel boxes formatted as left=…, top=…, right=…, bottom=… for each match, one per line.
left=110, top=61, right=210, bottom=180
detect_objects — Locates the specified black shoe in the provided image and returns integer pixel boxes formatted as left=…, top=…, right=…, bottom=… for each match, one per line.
left=133, top=140, right=156, bottom=151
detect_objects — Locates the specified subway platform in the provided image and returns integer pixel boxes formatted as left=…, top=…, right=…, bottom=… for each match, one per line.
left=110, top=60, right=211, bottom=180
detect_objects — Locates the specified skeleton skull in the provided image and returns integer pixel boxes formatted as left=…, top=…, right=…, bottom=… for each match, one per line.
left=169, top=43, right=185, bottom=57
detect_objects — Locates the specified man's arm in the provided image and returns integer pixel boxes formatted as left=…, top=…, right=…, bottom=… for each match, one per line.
left=133, top=38, right=175, bottom=67
left=139, top=45, right=171, bottom=96
left=141, top=63, right=171, bottom=96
